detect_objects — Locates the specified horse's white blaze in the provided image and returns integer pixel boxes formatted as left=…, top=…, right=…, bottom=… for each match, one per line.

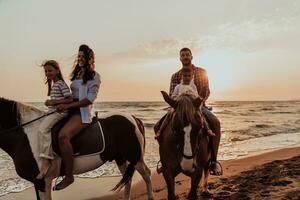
left=180, top=124, right=194, bottom=172
left=101, top=112, right=145, bottom=157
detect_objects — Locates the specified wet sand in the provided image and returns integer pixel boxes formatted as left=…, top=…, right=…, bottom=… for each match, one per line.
left=104, top=146, right=300, bottom=200
left=1, top=146, right=300, bottom=200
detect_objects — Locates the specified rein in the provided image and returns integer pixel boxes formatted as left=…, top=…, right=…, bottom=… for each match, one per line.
left=0, top=110, right=57, bottom=134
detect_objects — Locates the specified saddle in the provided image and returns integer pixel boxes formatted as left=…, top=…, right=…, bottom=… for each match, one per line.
left=51, top=117, right=105, bottom=157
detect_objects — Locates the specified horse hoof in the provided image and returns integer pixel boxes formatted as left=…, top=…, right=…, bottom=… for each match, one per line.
left=201, top=190, right=213, bottom=198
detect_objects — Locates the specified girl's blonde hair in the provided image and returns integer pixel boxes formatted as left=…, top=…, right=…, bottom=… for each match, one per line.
left=42, top=60, right=64, bottom=96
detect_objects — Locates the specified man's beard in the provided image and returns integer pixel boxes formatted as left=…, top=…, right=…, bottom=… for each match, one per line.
left=182, top=60, right=191, bottom=66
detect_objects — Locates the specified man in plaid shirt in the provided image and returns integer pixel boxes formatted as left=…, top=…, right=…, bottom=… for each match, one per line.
left=157, top=48, right=222, bottom=176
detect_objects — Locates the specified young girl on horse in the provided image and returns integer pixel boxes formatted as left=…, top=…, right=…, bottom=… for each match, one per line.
left=36, top=60, right=72, bottom=179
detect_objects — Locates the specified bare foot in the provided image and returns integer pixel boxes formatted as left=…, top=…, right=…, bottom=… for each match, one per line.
left=36, top=159, right=50, bottom=179
left=52, top=176, right=74, bottom=191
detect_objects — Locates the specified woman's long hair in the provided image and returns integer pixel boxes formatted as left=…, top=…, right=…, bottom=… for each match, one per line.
left=42, top=60, right=64, bottom=96
left=70, top=44, right=95, bottom=84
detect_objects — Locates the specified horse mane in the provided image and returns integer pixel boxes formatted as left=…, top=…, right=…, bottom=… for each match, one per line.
left=16, top=101, right=44, bottom=115
left=174, top=94, right=198, bottom=126
left=0, top=98, right=20, bottom=129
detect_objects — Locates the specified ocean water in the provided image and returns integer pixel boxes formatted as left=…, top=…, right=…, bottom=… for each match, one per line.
left=1, top=101, right=300, bottom=196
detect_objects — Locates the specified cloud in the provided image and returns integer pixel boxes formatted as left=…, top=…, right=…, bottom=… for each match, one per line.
left=99, top=7, right=300, bottom=67
left=99, top=38, right=201, bottom=66
left=201, top=11, right=300, bottom=53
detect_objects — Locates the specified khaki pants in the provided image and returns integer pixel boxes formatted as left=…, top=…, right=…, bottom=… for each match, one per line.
left=38, top=112, right=66, bottom=159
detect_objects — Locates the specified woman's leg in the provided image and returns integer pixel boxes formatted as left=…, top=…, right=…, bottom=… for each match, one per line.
left=54, top=115, right=88, bottom=190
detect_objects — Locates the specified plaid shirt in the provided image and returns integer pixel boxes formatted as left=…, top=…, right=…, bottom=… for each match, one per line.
left=169, top=65, right=210, bottom=102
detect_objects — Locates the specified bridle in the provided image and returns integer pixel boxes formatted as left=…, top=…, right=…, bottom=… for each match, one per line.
left=172, top=120, right=204, bottom=161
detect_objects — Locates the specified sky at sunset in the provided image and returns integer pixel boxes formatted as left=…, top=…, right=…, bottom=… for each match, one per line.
left=0, top=0, right=300, bottom=102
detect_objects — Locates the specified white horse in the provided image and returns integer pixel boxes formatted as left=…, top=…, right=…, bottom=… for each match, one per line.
left=0, top=98, right=154, bottom=200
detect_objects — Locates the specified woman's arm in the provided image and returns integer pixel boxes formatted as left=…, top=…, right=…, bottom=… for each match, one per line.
left=56, top=98, right=91, bottom=111
left=45, top=97, right=73, bottom=106
left=86, top=73, right=101, bottom=103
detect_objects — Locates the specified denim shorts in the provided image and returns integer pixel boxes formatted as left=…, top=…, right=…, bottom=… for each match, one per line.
left=69, top=99, right=81, bottom=116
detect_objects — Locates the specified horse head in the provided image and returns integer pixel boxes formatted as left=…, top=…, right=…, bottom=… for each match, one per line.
left=161, top=91, right=204, bottom=174
left=0, top=98, right=43, bottom=145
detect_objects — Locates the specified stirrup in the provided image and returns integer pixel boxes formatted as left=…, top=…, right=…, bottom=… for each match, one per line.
left=209, top=161, right=223, bottom=176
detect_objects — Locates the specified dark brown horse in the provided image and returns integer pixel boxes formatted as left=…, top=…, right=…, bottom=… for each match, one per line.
left=159, top=91, right=215, bottom=200
left=0, top=98, right=153, bottom=200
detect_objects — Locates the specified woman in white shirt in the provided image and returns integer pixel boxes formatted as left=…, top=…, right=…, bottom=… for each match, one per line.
left=53, top=44, right=101, bottom=190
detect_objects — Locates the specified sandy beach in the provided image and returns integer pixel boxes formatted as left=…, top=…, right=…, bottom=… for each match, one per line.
left=1, top=146, right=299, bottom=200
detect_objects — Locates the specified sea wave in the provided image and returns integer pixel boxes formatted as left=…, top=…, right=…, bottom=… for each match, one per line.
left=144, top=123, right=155, bottom=129
left=260, top=107, right=275, bottom=111
left=137, top=108, right=157, bottom=112
left=0, top=178, right=32, bottom=197
left=255, top=124, right=270, bottom=128
left=270, top=111, right=294, bottom=114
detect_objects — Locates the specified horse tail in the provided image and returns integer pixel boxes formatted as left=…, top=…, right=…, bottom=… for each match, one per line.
left=111, top=162, right=136, bottom=192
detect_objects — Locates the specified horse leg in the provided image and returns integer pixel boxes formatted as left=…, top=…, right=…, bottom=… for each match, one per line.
left=201, top=166, right=212, bottom=197
left=162, top=171, right=176, bottom=200
left=34, top=184, right=42, bottom=200
left=44, top=177, right=53, bottom=200
left=188, top=170, right=202, bottom=200
left=117, top=161, right=132, bottom=200
left=33, top=177, right=52, bottom=200
left=135, top=160, right=154, bottom=200
left=33, top=177, right=48, bottom=200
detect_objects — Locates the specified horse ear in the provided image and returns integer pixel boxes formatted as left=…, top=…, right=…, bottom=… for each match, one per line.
left=193, top=97, right=202, bottom=108
left=161, top=91, right=177, bottom=108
